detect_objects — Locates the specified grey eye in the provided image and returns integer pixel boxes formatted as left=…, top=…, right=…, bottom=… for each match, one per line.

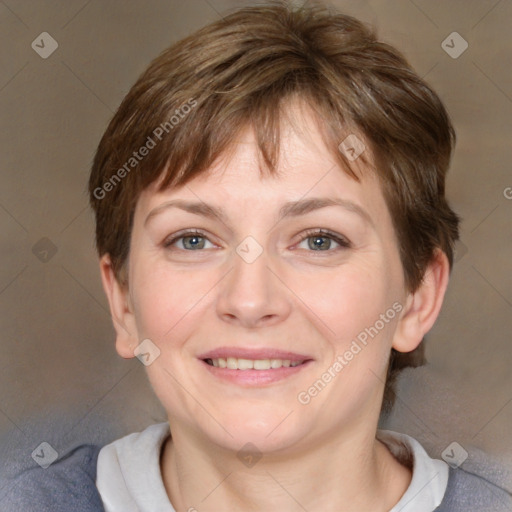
left=181, top=235, right=206, bottom=250
left=308, top=235, right=333, bottom=251
left=296, top=230, right=350, bottom=252
left=164, top=231, right=215, bottom=250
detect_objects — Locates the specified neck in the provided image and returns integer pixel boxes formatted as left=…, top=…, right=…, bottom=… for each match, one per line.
left=160, top=423, right=412, bottom=512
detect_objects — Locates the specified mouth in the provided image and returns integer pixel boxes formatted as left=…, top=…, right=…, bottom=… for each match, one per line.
left=203, top=357, right=306, bottom=369
left=198, top=348, right=314, bottom=386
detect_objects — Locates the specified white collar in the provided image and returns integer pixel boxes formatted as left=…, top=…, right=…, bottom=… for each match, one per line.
left=96, top=423, right=449, bottom=512
left=378, top=430, right=449, bottom=512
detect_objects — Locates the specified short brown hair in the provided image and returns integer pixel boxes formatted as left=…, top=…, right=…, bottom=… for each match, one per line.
left=88, top=1, right=460, bottom=414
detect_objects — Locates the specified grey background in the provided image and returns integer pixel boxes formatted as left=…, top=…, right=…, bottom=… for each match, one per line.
left=1, top=0, right=511, bottom=495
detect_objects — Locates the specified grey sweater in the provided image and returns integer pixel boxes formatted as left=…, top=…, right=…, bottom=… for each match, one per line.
left=1, top=443, right=511, bottom=511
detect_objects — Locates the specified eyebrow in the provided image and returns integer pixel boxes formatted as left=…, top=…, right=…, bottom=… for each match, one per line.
left=144, top=197, right=374, bottom=229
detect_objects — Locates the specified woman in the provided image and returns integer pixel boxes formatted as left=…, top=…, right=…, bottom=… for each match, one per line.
left=89, top=3, right=510, bottom=511
left=9, top=2, right=511, bottom=511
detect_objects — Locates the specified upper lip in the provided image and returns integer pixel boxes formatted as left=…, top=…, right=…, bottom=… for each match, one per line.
left=198, top=347, right=313, bottom=362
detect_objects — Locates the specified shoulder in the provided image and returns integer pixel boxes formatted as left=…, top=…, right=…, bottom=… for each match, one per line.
left=435, top=465, right=512, bottom=512
left=378, top=429, right=512, bottom=512
left=2, top=443, right=104, bottom=512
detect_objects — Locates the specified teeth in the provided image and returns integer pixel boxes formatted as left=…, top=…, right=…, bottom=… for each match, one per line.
left=226, top=357, right=238, bottom=369
left=254, top=359, right=271, bottom=370
left=206, top=358, right=304, bottom=370
left=237, top=358, right=254, bottom=370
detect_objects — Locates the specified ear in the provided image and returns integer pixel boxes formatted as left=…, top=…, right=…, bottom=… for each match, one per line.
left=99, top=254, right=138, bottom=359
left=393, top=249, right=451, bottom=353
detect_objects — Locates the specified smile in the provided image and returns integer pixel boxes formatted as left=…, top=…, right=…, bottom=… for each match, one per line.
left=204, top=358, right=305, bottom=369
left=198, top=347, right=313, bottom=385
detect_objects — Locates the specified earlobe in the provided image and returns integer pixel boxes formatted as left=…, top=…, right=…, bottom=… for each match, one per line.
left=99, top=254, right=138, bottom=359
left=392, top=249, right=450, bottom=353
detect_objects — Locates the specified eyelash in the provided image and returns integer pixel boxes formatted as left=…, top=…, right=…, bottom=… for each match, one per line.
left=163, top=228, right=351, bottom=252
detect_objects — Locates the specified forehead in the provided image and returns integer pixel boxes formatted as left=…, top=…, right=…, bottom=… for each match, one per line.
left=136, top=102, right=388, bottom=226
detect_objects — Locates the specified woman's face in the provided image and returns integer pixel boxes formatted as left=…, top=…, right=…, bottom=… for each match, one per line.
left=124, top=105, right=410, bottom=453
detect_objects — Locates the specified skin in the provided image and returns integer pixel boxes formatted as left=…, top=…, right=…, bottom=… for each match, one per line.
left=100, top=100, right=450, bottom=512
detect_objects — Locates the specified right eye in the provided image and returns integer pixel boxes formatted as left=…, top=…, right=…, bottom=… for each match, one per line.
left=163, top=230, right=216, bottom=251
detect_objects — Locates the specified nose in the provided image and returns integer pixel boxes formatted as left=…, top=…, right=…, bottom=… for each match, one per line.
left=215, top=242, right=292, bottom=329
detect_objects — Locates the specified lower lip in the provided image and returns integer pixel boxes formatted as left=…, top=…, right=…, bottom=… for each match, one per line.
left=200, top=359, right=313, bottom=385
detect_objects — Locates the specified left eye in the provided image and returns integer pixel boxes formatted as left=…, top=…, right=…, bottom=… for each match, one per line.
left=296, top=230, right=351, bottom=251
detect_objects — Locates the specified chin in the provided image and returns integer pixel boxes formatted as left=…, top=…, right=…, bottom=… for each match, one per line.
left=205, top=410, right=308, bottom=454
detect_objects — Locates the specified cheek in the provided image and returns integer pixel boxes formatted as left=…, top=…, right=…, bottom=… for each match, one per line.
left=304, top=266, right=400, bottom=411
left=312, top=261, right=392, bottom=340
left=304, top=257, right=401, bottom=399
left=130, top=260, right=219, bottom=342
